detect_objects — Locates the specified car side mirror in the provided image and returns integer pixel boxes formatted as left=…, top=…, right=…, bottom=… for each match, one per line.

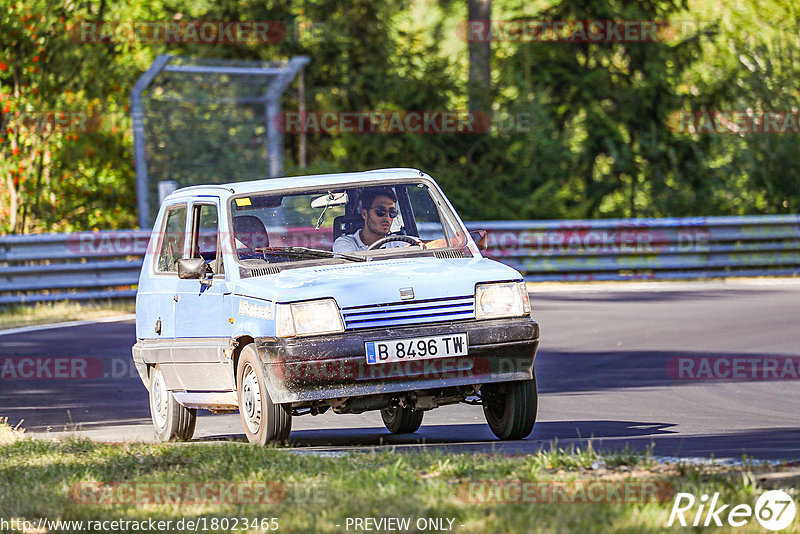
left=178, top=258, right=209, bottom=280
left=469, top=229, right=488, bottom=251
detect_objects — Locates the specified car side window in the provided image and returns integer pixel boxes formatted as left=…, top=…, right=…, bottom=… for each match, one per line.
left=190, top=204, right=223, bottom=275
left=157, top=205, right=187, bottom=273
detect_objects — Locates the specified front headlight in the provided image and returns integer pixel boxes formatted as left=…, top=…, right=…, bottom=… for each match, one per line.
left=275, top=299, right=345, bottom=337
left=475, top=281, right=530, bottom=319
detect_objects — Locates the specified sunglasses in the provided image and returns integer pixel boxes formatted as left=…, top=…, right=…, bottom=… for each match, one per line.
left=371, top=207, right=399, bottom=218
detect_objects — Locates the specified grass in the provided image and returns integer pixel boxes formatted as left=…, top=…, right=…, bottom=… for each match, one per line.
left=0, top=418, right=25, bottom=446
left=0, top=299, right=134, bottom=330
left=1, top=420, right=798, bottom=533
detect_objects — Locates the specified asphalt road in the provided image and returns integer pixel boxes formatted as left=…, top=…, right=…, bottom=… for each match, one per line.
left=2, top=279, right=799, bottom=460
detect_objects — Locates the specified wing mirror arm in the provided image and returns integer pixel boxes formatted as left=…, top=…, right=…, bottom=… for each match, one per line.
left=177, top=258, right=214, bottom=286
left=469, top=229, right=488, bottom=251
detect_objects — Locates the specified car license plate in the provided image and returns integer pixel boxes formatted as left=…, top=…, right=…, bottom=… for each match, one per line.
left=365, top=333, right=468, bottom=364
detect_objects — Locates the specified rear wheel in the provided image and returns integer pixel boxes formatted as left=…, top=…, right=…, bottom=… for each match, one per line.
left=149, top=365, right=196, bottom=442
left=482, top=373, right=538, bottom=440
left=236, top=343, right=292, bottom=445
left=380, top=405, right=424, bottom=434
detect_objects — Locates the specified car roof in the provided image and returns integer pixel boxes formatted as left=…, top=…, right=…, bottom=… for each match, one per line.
left=165, top=168, right=428, bottom=201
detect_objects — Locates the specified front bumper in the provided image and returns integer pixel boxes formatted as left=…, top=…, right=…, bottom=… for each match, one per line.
left=256, top=317, right=539, bottom=404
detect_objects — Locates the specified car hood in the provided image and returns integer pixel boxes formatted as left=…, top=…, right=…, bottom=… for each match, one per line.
left=231, top=257, right=522, bottom=308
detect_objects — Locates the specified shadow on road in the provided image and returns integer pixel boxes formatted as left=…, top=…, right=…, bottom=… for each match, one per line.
left=193, top=420, right=677, bottom=448
left=0, top=380, right=150, bottom=431
left=535, top=349, right=798, bottom=394
left=273, top=423, right=800, bottom=461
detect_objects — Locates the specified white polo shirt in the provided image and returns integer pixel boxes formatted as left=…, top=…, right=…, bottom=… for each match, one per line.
left=333, top=230, right=406, bottom=253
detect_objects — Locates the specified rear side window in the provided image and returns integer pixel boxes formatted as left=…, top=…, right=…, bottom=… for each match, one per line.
left=157, top=205, right=187, bottom=273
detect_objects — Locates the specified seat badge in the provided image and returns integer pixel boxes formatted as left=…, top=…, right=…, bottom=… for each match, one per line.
left=399, top=287, right=415, bottom=300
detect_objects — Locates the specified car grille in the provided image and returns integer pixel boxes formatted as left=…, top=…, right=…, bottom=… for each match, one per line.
left=239, top=265, right=282, bottom=278
left=340, top=295, right=475, bottom=329
left=434, top=249, right=469, bottom=259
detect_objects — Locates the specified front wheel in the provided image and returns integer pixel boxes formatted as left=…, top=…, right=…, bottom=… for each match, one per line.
left=482, top=373, right=538, bottom=440
left=149, top=365, right=196, bottom=442
left=236, top=343, right=292, bottom=445
left=380, top=405, right=424, bottom=434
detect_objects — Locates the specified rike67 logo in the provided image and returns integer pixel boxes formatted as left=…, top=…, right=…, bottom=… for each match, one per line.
left=667, top=490, right=796, bottom=531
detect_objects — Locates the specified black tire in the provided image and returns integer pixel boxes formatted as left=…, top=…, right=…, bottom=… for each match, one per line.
left=380, top=405, right=424, bottom=434
left=149, top=365, right=196, bottom=442
left=482, top=373, right=538, bottom=440
left=236, top=343, right=291, bottom=445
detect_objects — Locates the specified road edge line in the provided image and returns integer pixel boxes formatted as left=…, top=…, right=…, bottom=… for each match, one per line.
left=0, top=314, right=136, bottom=336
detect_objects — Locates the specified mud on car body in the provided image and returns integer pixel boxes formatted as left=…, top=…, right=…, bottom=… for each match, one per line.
left=132, top=168, right=539, bottom=444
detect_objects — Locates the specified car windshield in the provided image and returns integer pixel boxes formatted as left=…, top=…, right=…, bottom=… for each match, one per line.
left=229, top=182, right=467, bottom=264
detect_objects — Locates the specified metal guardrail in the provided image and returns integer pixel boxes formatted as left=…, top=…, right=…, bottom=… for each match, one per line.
left=0, top=230, right=149, bottom=305
left=1, top=216, right=798, bottom=304
left=469, top=215, right=800, bottom=281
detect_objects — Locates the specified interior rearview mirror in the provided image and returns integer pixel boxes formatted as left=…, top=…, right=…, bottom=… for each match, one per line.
left=311, top=192, right=348, bottom=208
left=469, top=229, right=488, bottom=251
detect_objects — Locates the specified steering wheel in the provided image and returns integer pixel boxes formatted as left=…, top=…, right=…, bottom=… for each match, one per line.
left=367, top=235, right=423, bottom=250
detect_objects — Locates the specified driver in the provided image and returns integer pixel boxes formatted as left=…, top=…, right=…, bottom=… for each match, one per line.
left=333, top=188, right=408, bottom=253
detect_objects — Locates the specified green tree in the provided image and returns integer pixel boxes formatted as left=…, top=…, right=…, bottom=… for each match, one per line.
left=0, top=0, right=139, bottom=233
left=684, top=0, right=800, bottom=214
left=494, top=0, right=714, bottom=218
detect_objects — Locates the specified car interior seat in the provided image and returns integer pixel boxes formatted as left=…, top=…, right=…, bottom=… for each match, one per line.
left=233, top=215, right=269, bottom=258
left=332, top=215, right=364, bottom=241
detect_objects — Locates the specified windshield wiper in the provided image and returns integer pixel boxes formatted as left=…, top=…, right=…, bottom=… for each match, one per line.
left=260, top=247, right=366, bottom=262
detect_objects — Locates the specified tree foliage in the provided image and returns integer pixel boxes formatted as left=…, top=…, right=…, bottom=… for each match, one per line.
left=0, top=0, right=798, bottom=233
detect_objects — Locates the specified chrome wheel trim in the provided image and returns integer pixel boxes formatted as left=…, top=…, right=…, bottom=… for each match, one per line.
left=241, top=363, right=262, bottom=434
left=151, top=368, right=169, bottom=430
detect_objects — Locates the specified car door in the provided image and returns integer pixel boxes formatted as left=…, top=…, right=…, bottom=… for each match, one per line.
left=145, top=201, right=188, bottom=340
left=172, top=199, right=235, bottom=392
